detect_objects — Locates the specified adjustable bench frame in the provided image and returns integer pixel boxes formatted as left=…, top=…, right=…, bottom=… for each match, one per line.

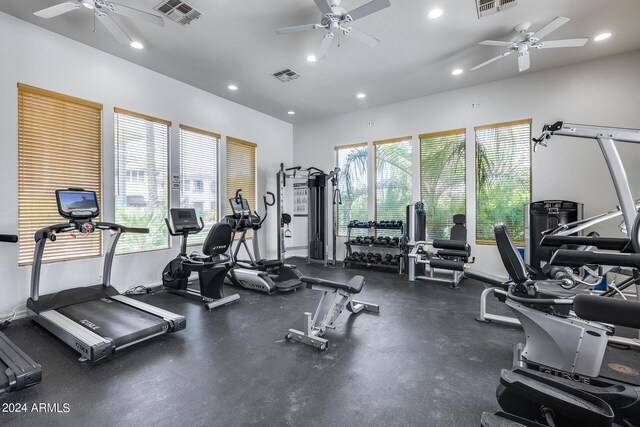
left=285, top=278, right=379, bottom=351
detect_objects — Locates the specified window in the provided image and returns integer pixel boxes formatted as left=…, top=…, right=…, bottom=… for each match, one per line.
left=17, top=84, right=103, bottom=266
left=114, top=108, right=170, bottom=254
left=419, top=129, right=466, bottom=240
left=126, top=170, right=146, bottom=183
left=374, top=137, right=412, bottom=237
left=226, top=137, right=256, bottom=237
left=475, top=119, right=532, bottom=245
left=180, top=125, right=220, bottom=245
left=335, top=143, right=368, bottom=237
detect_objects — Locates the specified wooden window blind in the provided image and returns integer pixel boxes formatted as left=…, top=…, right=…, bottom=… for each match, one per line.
left=419, top=129, right=466, bottom=241
left=180, top=125, right=220, bottom=245
left=17, top=83, right=103, bottom=266
left=374, top=136, right=412, bottom=237
left=114, top=108, right=170, bottom=254
left=226, top=137, right=256, bottom=237
left=475, top=119, right=532, bottom=245
left=335, top=143, right=368, bottom=237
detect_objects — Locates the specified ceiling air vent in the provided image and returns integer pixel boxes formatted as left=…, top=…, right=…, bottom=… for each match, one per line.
left=272, top=69, right=301, bottom=83
left=476, top=0, right=518, bottom=18
left=154, top=0, right=202, bottom=26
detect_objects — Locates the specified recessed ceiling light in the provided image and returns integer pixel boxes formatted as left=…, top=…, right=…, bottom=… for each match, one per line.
left=356, top=93, right=366, bottom=99
left=288, top=111, right=295, bottom=115
left=228, top=85, right=238, bottom=91
left=82, top=1, right=94, bottom=9
left=307, top=55, right=317, bottom=62
left=130, top=41, right=144, bottom=49
left=428, top=8, right=443, bottom=19
left=451, top=68, right=463, bottom=76
left=594, top=32, right=611, bottom=42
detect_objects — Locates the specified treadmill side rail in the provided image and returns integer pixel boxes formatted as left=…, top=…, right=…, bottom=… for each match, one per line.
left=111, top=295, right=187, bottom=331
left=34, top=310, right=114, bottom=361
left=0, top=332, right=42, bottom=393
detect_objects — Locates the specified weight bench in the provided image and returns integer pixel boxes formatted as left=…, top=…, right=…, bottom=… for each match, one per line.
left=285, top=275, right=379, bottom=351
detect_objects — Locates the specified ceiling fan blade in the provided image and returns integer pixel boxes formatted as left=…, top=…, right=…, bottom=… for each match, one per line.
left=275, top=24, right=318, bottom=34
left=518, top=51, right=530, bottom=72
left=313, top=0, right=333, bottom=16
left=538, top=38, right=589, bottom=48
left=107, top=2, right=164, bottom=27
left=470, top=51, right=512, bottom=71
left=479, top=40, right=513, bottom=47
left=34, top=1, right=80, bottom=19
left=531, top=16, right=570, bottom=41
left=343, top=27, right=379, bottom=48
left=96, top=11, right=132, bottom=45
left=318, top=31, right=334, bottom=58
left=346, top=0, right=391, bottom=22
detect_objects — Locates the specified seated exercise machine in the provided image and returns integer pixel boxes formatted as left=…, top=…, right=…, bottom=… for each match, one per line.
left=480, top=223, right=640, bottom=427
left=224, top=190, right=303, bottom=293
left=0, top=234, right=41, bottom=394
left=408, top=214, right=473, bottom=289
left=27, top=189, right=186, bottom=362
left=285, top=275, right=379, bottom=351
left=163, top=208, right=240, bottom=310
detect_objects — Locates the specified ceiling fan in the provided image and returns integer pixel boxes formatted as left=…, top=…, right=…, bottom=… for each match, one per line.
left=471, top=17, right=588, bottom=73
left=275, top=0, right=391, bottom=59
left=33, top=0, right=164, bottom=49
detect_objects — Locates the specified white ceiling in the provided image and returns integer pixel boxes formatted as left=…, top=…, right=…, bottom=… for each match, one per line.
left=2, top=0, right=640, bottom=124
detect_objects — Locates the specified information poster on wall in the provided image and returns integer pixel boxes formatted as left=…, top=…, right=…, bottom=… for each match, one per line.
left=293, top=183, right=308, bottom=217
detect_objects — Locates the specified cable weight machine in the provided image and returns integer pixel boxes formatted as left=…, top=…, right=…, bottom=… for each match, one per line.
left=276, top=164, right=340, bottom=267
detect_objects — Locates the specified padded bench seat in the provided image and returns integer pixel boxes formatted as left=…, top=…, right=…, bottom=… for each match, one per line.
left=300, top=276, right=365, bottom=294
left=436, top=249, right=470, bottom=259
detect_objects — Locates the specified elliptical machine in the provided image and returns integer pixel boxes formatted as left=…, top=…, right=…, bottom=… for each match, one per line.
left=225, top=189, right=303, bottom=293
left=162, top=209, right=240, bottom=310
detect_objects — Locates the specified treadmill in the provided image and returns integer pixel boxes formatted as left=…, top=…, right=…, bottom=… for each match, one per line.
left=0, top=234, right=41, bottom=394
left=27, top=189, right=186, bottom=362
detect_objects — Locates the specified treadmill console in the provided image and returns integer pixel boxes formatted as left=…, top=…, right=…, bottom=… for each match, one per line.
left=56, top=189, right=100, bottom=220
left=169, top=208, right=200, bottom=232
left=229, top=197, right=251, bottom=219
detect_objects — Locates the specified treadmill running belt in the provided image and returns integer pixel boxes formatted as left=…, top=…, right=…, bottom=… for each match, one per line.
left=57, top=298, right=168, bottom=347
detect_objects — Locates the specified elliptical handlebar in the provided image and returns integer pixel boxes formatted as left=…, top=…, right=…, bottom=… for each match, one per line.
left=234, top=189, right=243, bottom=204
left=256, top=192, right=276, bottom=227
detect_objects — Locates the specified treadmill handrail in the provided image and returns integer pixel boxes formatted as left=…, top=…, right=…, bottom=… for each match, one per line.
left=31, top=221, right=149, bottom=301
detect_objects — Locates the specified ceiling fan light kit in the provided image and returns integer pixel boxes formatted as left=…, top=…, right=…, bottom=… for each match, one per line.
left=275, top=0, right=391, bottom=59
left=34, top=0, right=164, bottom=49
left=472, top=16, right=589, bottom=73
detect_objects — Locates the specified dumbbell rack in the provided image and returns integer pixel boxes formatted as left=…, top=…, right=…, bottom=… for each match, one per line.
left=343, top=223, right=404, bottom=274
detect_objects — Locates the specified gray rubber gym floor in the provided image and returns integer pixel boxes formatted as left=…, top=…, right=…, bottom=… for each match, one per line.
left=1, top=258, right=639, bottom=426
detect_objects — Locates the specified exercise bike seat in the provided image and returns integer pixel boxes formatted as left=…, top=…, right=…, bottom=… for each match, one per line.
left=574, top=294, right=640, bottom=330
left=300, top=276, right=365, bottom=294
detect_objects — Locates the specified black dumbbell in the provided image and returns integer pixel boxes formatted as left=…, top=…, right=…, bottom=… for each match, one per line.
left=373, top=253, right=383, bottom=263
left=380, top=254, right=392, bottom=265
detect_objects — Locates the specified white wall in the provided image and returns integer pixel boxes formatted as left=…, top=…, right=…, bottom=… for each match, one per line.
left=0, top=12, right=293, bottom=316
left=292, top=50, right=640, bottom=276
